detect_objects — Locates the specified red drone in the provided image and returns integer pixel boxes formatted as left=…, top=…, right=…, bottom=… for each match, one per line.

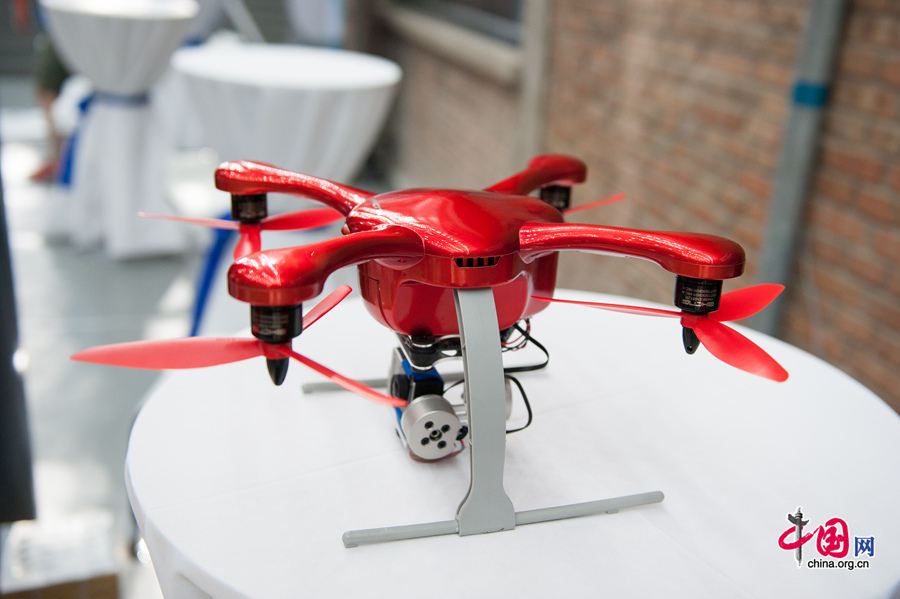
left=74, top=154, right=787, bottom=452
left=73, top=153, right=789, bottom=546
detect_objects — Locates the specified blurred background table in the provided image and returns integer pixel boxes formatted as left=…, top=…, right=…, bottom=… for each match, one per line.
left=125, top=290, right=900, bottom=598
left=41, top=0, right=198, bottom=258
left=170, top=43, right=402, bottom=187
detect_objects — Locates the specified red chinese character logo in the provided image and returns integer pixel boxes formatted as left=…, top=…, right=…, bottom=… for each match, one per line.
left=778, top=525, right=812, bottom=550
left=778, top=514, right=849, bottom=559
left=816, top=517, right=848, bottom=558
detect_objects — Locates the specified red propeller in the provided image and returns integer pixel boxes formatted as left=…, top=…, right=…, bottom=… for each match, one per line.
left=139, top=208, right=344, bottom=260
left=71, top=285, right=405, bottom=407
left=533, top=284, right=788, bottom=382
left=563, top=193, right=626, bottom=216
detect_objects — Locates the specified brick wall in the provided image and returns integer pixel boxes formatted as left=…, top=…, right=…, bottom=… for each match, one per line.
left=544, top=0, right=899, bottom=412
left=372, top=0, right=900, bottom=412
left=781, top=0, right=900, bottom=411
left=544, top=0, right=801, bottom=342
left=376, top=29, right=521, bottom=189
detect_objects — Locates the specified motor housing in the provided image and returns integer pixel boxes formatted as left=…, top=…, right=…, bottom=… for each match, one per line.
left=400, top=394, right=463, bottom=461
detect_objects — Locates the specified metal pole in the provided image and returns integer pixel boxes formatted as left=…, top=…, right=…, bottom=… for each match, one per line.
left=754, top=0, right=847, bottom=334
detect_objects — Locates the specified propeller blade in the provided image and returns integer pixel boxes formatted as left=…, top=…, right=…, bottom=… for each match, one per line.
left=140, top=209, right=342, bottom=233
left=563, top=193, right=626, bottom=216
left=233, top=227, right=262, bottom=260
left=71, top=337, right=265, bottom=369
left=261, top=208, right=343, bottom=231
left=538, top=293, right=789, bottom=382
left=278, top=347, right=406, bottom=407
left=139, top=212, right=239, bottom=231
left=684, top=315, right=789, bottom=382
left=532, top=295, right=681, bottom=318
left=303, top=285, right=352, bottom=329
left=711, top=284, right=785, bottom=323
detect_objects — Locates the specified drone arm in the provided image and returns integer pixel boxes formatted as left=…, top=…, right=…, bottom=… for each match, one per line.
left=485, top=154, right=587, bottom=195
left=228, top=226, right=425, bottom=305
left=215, top=160, right=373, bottom=216
left=519, top=222, right=745, bottom=279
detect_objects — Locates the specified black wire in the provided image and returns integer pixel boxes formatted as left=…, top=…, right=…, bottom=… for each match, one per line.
left=444, top=378, right=465, bottom=393
left=436, top=322, right=545, bottom=436
left=503, top=322, right=550, bottom=374
left=501, top=319, right=530, bottom=350
left=504, top=375, right=532, bottom=434
left=440, top=323, right=549, bottom=385
left=443, top=375, right=532, bottom=434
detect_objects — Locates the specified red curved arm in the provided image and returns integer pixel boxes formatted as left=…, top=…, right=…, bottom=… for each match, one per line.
left=519, top=222, right=745, bottom=279
left=485, top=154, right=587, bottom=195
left=228, top=226, right=425, bottom=305
left=215, top=160, right=374, bottom=216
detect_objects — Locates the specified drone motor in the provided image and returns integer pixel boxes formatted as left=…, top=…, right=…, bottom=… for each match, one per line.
left=539, top=184, right=571, bottom=212
left=231, top=192, right=268, bottom=222
left=400, top=394, right=464, bottom=461
left=674, top=276, right=722, bottom=355
left=250, top=303, right=302, bottom=385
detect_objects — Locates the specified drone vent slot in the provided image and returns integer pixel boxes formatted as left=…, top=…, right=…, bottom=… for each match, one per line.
left=455, top=256, right=500, bottom=268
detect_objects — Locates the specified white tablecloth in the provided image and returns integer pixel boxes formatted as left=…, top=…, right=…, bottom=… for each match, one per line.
left=126, top=290, right=900, bottom=598
left=42, top=0, right=197, bottom=257
left=170, top=43, right=401, bottom=194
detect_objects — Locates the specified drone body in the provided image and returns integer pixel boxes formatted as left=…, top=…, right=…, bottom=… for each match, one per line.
left=219, top=156, right=746, bottom=341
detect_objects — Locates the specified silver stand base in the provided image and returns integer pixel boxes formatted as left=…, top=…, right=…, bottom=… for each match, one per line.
left=342, top=288, right=664, bottom=548
left=343, top=491, right=664, bottom=548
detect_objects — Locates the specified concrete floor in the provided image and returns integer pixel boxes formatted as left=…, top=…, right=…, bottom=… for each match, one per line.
left=1, top=75, right=199, bottom=597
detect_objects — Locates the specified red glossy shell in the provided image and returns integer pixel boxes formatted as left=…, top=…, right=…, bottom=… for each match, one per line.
left=358, top=254, right=559, bottom=336
left=347, top=188, right=564, bottom=256
left=485, top=154, right=587, bottom=195
left=519, top=223, right=745, bottom=280
left=222, top=155, right=748, bottom=337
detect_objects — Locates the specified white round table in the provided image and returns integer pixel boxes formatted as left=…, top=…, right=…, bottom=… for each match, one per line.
left=125, top=290, right=900, bottom=598
left=170, top=43, right=402, bottom=188
left=41, top=0, right=197, bottom=258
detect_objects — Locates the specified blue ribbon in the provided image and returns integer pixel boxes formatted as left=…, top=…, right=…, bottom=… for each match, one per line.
left=189, top=213, right=234, bottom=337
left=58, top=91, right=151, bottom=187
